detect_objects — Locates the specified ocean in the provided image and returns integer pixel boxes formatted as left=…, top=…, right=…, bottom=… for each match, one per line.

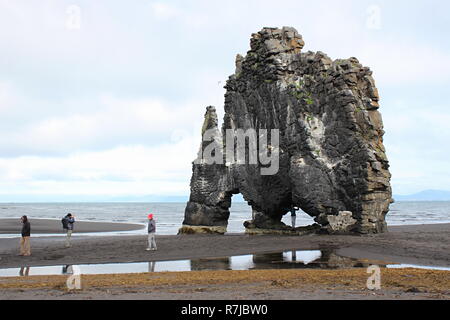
left=1, top=201, right=449, bottom=236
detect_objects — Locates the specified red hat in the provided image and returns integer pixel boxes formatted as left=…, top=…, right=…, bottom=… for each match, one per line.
left=148, top=214, right=154, bottom=219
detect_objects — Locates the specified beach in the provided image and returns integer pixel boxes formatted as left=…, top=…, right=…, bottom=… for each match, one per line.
left=0, top=218, right=144, bottom=235
left=0, top=222, right=449, bottom=300
left=1, top=269, right=449, bottom=300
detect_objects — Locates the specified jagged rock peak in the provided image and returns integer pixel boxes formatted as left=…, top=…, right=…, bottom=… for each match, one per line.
left=250, top=27, right=305, bottom=55
left=201, top=106, right=218, bottom=134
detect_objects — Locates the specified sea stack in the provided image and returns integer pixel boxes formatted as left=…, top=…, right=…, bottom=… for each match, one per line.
left=180, top=27, right=392, bottom=235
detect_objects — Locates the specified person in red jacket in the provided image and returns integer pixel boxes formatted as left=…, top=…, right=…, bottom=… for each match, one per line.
left=146, top=214, right=157, bottom=251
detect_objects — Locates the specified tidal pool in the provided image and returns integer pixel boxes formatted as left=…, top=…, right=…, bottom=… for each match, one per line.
left=0, top=250, right=448, bottom=277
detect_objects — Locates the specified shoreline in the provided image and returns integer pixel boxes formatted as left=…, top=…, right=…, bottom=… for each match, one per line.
left=1, top=223, right=449, bottom=300
left=2, top=218, right=450, bottom=236
left=0, top=223, right=449, bottom=269
left=0, top=218, right=145, bottom=235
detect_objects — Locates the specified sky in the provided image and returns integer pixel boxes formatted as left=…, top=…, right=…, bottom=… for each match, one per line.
left=0, top=0, right=449, bottom=200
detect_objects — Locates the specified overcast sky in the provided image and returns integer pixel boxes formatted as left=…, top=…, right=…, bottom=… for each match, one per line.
left=0, top=0, right=449, bottom=200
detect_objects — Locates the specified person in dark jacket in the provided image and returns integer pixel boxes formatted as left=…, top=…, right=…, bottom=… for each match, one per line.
left=63, top=213, right=75, bottom=248
left=19, top=215, right=31, bottom=256
left=146, top=214, right=157, bottom=251
left=290, top=206, right=299, bottom=228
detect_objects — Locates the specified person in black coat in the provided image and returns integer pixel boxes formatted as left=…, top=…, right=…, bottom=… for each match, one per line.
left=19, top=216, right=31, bottom=256
left=62, top=213, right=76, bottom=248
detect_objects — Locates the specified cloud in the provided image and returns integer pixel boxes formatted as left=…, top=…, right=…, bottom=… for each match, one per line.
left=383, top=101, right=450, bottom=194
left=0, top=92, right=205, bottom=156
left=0, top=0, right=449, bottom=198
left=0, top=81, right=16, bottom=112
left=0, top=137, right=198, bottom=196
left=149, top=2, right=181, bottom=20
left=358, top=40, right=450, bottom=86
left=148, top=1, right=212, bottom=28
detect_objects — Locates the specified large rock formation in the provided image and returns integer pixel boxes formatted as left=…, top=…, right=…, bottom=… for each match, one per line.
left=180, top=27, right=392, bottom=235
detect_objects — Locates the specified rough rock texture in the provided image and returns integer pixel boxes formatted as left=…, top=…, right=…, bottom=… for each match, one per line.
left=181, top=27, right=392, bottom=235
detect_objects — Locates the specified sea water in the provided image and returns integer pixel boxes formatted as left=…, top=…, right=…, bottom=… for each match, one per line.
left=0, top=201, right=449, bottom=235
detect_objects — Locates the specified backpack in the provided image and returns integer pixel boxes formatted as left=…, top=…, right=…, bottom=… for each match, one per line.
left=61, top=217, right=69, bottom=229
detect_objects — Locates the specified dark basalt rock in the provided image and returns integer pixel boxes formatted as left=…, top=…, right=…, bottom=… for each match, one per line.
left=180, top=27, right=392, bottom=235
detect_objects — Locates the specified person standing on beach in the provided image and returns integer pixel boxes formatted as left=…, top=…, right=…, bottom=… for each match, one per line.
left=62, top=213, right=75, bottom=248
left=290, top=207, right=299, bottom=229
left=19, top=215, right=31, bottom=256
left=19, top=266, right=30, bottom=276
left=146, top=214, right=157, bottom=251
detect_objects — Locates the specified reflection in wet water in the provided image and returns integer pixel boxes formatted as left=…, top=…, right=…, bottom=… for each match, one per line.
left=190, top=250, right=383, bottom=272
left=19, top=266, right=30, bottom=276
left=62, top=265, right=75, bottom=275
left=191, top=258, right=231, bottom=271
left=2, top=250, right=448, bottom=277
left=260, top=250, right=379, bottom=269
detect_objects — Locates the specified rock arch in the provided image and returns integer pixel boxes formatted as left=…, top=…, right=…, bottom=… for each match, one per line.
left=180, top=27, right=392, bottom=235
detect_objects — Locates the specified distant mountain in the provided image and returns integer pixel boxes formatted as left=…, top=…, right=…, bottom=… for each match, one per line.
left=2, top=191, right=449, bottom=203
left=394, top=190, right=450, bottom=202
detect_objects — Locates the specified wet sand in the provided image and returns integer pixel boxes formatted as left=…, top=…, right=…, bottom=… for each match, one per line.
left=0, top=218, right=145, bottom=234
left=0, top=223, right=449, bottom=300
left=0, top=223, right=449, bottom=269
